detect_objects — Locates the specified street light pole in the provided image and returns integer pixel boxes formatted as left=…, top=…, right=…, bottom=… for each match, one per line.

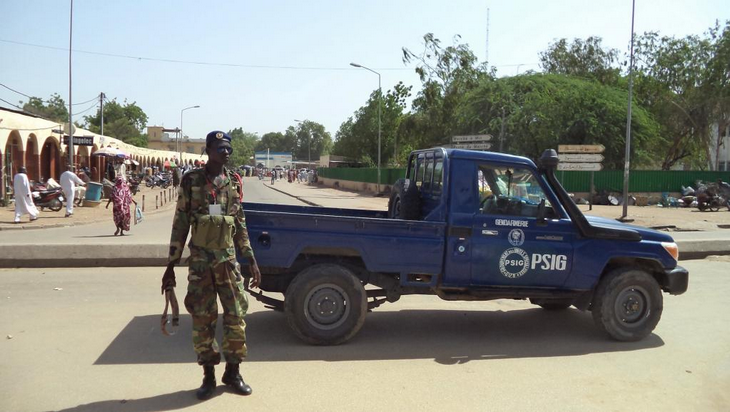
left=620, top=0, right=636, bottom=221
left=67, top=0, right=74, bottom=169
left=350, top=62, right=381, bottom=194
left=180, top=105, right=200, bottom=164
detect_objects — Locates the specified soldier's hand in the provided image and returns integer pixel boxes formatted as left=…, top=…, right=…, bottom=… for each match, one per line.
left=161, top=264, right=176, bottom=294
left=248, top=261, right=261, bottom=289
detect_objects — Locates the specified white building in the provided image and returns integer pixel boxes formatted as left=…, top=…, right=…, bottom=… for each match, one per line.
left=254, top=151, right=292, bottom=169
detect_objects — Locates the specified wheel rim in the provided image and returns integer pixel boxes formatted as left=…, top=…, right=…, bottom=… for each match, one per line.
left=614, top=286, right=650, bottom=326
left=303, top=283, right=350, bottom=330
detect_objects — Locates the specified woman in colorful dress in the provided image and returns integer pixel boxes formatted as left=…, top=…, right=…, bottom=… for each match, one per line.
left=105, top=177, right=137, bottom=236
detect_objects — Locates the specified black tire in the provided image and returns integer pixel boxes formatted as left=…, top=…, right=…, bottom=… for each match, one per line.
left=284, top=263, right=367, bottom=345
left=591, top=268, right=663, bottom=341
left=530, top=298, right=574, bottom=310
left=48, top=198, right=63, bottom=212
left=387, top=178, right=420, bottom=220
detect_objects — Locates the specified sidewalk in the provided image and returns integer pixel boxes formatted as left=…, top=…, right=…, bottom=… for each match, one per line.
left=0, top=184, right=179, bottom=231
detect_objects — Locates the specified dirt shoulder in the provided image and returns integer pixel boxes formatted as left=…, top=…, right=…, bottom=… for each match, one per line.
left=579, top=204, right=730, bottom=231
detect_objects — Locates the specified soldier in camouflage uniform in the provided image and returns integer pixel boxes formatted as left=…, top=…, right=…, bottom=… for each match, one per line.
left=161, top=130, right=261, bottom=400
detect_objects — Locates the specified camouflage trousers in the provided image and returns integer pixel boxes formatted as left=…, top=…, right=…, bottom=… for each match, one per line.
left=184, top=253, right=249, bottom=366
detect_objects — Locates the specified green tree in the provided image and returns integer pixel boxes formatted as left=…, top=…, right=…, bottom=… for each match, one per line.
left=84, top=99, right=149, bottom=146
left=633, top=21, right=730, bottom=169
left=21, top=93, right=69, bottom=123
left=455, top=74, right=663, bottom=169
left=399, top=33, right=492, bottom=151
left=227, top=127, right=258, bottom=167
left=539, top=37, right=622, bottom=85
left=289, top=120, right=333, bottom=164
left=255, top=132, right=291, bottom=153
left=333, top=82, right=411, bottom=166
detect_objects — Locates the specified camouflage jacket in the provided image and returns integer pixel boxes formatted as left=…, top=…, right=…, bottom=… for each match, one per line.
left=168, top=167, right=254, bottom=265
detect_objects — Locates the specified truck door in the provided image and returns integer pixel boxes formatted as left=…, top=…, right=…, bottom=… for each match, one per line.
left=469, top=164, right=574, bottom=288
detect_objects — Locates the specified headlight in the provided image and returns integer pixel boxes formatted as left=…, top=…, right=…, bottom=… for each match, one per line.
left=662, top=242, right=679, bottom=261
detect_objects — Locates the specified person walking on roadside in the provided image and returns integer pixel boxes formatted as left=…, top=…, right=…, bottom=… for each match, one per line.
left=105, top=177, right=137, bottom=236
left=161, top=130, right=261, bottom=401
left=106, top=160, right=116, bottom=182
left=60, top=166, right=85, bottom=218
left=270, top=169, right=275, bottom=185
left=12, top=167, right=39, bottom=224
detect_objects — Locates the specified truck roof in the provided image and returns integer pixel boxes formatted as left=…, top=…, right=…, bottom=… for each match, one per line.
left=416, top=147, right=538, bottom=169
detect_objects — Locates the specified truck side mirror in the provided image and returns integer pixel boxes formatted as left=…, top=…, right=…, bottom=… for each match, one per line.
left=538, top=149, right=559, bottom=172
left=536, top=199, right=548, bottom=226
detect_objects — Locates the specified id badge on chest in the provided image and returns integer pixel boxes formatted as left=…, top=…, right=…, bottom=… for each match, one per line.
left=208, top=204, right=222, bottom=216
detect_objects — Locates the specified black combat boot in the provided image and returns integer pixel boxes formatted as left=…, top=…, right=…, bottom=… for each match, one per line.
left=221, top=363, right=252, bottom=396
left=195, top=365, right=216, bottom=400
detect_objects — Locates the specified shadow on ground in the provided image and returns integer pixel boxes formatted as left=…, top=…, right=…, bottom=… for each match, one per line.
left=95, top=308, right=663, bottom=366
left=45, top=390, right=217, bottom=412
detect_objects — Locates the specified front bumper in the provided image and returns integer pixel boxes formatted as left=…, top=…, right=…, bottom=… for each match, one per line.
left=663, top=266, right=689, bottom=295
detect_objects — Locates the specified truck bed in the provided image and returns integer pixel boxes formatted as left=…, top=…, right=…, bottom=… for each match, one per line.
left=242, top=202, right=446, bottom=275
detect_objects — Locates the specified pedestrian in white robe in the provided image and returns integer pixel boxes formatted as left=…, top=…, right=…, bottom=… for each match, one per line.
left=60, top=166, right=85, bottom=217
left=13, top=167, right=39, bottom=223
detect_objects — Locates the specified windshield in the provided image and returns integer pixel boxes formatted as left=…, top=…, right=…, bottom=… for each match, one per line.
left=477, top=165, right=557, bottom=219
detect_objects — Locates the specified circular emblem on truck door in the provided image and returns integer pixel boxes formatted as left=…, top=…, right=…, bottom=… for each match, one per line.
left=499, top=247, right=530, bottom=278
left=508, top=229, right=525, bottom=246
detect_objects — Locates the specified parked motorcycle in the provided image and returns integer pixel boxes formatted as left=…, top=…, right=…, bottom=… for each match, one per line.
left=32, top=187, right=64, bottom=212
left=696, top=181, right=730, bottom=212
left=144, top=173, right=171, bottom=189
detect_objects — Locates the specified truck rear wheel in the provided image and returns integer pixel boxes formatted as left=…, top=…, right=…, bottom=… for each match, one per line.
left=592, top=268, right=663, bottom=341
left=285, top=263, right=367, bottom=345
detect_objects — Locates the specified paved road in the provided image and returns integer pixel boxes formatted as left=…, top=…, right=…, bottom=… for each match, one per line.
left=1, top=259, right=728, bottom=412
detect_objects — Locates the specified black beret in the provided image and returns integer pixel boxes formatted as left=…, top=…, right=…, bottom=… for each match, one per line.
left=205, top=130, right=232, bottom=147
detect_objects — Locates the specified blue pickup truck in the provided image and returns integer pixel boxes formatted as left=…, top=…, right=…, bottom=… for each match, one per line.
left=242, top=148, right=688, bottom=345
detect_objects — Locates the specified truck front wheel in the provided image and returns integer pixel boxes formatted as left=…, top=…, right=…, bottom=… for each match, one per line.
left=285, top=264, right=367, bottom=345
left=592, top=268, right=663, bottom=341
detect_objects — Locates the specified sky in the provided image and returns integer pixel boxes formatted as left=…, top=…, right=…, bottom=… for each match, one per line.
left=1, top=0, right=727, bottom=141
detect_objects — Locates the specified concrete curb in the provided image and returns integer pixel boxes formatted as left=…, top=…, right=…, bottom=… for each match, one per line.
left=676, top=239, right=730, bottom=261
left=0, top=244, right=189, bottom=268
left=0, top=234, right=725, bottom=269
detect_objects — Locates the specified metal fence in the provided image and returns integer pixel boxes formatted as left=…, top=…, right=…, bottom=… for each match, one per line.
left=319, top=167, right=730, bottom=193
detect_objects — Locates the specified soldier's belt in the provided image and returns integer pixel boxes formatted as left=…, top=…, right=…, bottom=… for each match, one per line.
left=161, top=287, right=180, bottom=336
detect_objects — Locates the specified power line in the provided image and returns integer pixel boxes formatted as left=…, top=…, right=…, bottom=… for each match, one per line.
left=3, top=38, right=540, bottom=76
left=0, top=97, right=24, bottom=110
left=1, top=82, right=99, bottom=106
left=1, top=38, right=411, bottom=71
left=71, top=100, right=99, bottom=118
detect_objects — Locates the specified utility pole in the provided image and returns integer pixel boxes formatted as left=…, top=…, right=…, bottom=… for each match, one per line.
left=499, top=107, right=505, bottom=152
left=620, top=0, right=636, bottom=222
left=99, top=92, right=105, bottom=136
left=486, top=8, right=490, bottom=64
left=67, top=0, right=74, bottom=169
